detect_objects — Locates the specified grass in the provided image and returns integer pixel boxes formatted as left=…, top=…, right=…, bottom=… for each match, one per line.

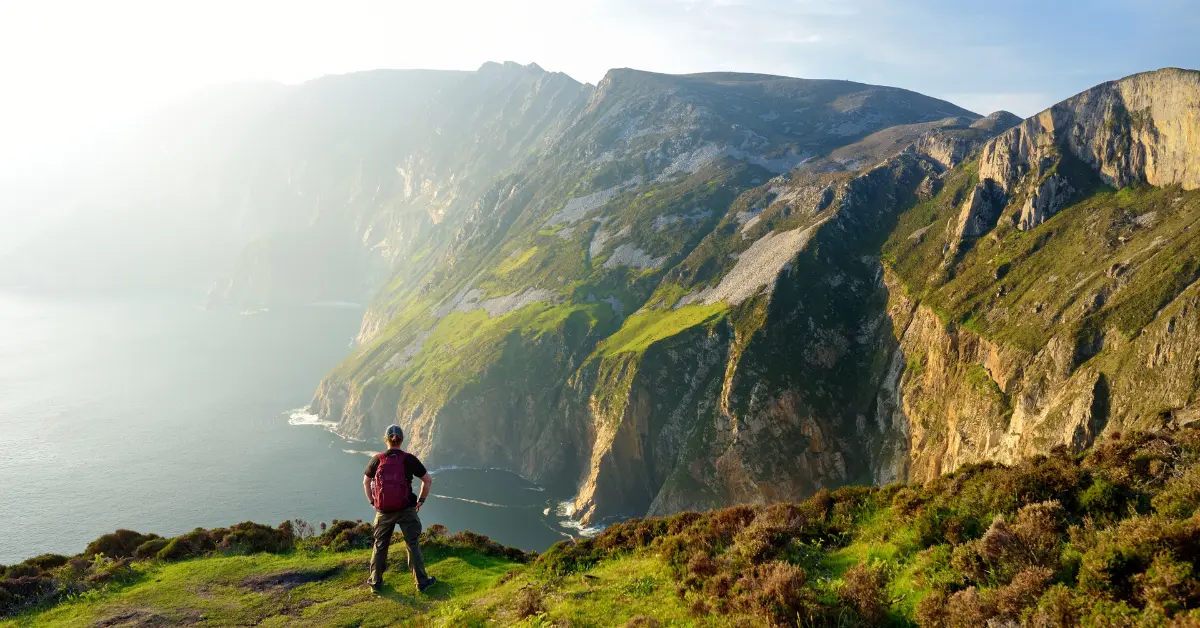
left=595, top=303, right=727, bottom=357
left=2, top=545, right=709, bottom=628
left=884, top=162, right=1200, bottom=354
left=3, top=547, right=518, bottom=628
left=495, top=247, right=539, bottom=276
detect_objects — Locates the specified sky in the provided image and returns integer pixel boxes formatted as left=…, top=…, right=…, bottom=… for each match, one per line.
left=1, top=0, right=1199, bottom=174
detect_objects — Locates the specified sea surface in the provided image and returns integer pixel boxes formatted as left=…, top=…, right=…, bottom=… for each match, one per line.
left=0, top=292, right=590, bottom=564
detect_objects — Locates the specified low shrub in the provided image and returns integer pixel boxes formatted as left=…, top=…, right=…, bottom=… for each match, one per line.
left=134, top=538, right=169, bottom=560
left=21, top=554, right=69, bottom=572
left=83, top=529, right=158, bottom=559
left=839, top=562, right=890, bottom=624
left=218, top=521, right=291, bottom=554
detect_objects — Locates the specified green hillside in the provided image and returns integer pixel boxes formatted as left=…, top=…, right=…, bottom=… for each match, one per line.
left=5, top=426, right=1199, bottom=626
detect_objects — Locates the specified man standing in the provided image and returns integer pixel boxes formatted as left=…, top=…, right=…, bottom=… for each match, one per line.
left=363, top=424, right=437, bottom=593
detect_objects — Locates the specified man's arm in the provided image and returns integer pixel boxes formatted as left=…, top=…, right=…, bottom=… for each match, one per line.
left=363, top=475, right=374, bottom=507
left=416, top=473, right=432, bottom=511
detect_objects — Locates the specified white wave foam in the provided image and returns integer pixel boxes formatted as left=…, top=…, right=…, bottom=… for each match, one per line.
left=559, top=518, right=604, bottom=537
left=286, top=407, right=339, bottom=430
left=342, top=449, right=376, bottom=457
left=553, top=498, right=604, bottom=537
left=542, top=521, right=575, bottom=540
left=432, top=494, right=506, bottom=508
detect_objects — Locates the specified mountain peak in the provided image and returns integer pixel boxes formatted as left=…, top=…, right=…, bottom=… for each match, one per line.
left=477, top=60, right=546, bottom=75
left=970, top=110, right=1022, bottom=132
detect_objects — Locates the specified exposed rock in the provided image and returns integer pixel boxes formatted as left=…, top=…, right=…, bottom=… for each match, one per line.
left=1018, top=174, right=1075, bottom=230
left=602, top=244, right=668, bottom=270
left=955, top=179, right=1006, bottom=239
left=702, top=224, right=824, bottom=306
left=545, top=186, right=622, bottom=225
left=980, top=69, right=1200, bottom=194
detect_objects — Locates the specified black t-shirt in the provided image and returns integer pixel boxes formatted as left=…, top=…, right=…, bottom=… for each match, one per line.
left=364, top=449, right=428, bottom=503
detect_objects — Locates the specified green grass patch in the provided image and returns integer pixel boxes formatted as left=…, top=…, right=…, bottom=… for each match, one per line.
left=595, top=303, right=726, bottom=357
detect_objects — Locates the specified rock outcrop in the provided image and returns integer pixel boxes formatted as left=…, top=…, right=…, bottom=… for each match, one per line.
left=882, top=68, right=1200, bottom=485
left=954, top=179, right=1006, bottom=239
left=978, top=68, right=1200, bottom=199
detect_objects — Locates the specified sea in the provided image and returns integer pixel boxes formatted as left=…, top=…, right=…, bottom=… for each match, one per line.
left=0, top=292, right=595, bottom=564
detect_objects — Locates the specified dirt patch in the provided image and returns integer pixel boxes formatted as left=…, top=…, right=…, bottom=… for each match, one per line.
left=241, top=566, right=343, bottom=593
left=90, top=609, right=198, bottom=627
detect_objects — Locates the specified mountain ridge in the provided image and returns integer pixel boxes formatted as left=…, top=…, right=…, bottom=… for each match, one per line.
left=5, top=63, right=1199, bottom=533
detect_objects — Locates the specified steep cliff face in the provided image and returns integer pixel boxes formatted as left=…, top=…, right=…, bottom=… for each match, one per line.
left=310, top=68, right=980, bottom=522
left=882, top=68, right=1200, bottom=484
left=969, top=68, right=1200, bottom=237
left=209, top=63, right=593, bottom=309
left=307, top=66, right=1200, bottom=528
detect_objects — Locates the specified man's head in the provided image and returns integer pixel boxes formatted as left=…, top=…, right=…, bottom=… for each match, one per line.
left=384, top=424, right=404, bottom=449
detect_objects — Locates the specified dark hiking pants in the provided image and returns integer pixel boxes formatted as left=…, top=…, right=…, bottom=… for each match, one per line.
left=369, top=507, right=429, bottom=587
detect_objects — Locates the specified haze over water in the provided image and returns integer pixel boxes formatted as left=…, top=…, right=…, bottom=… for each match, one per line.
left=0, top=293, right=584, bottom=564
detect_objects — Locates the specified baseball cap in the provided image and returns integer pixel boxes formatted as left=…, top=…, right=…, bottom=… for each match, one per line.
left=385, top=424, right=404, bottom=440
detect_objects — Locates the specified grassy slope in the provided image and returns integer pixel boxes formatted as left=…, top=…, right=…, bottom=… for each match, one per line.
left=8, top=427, right=1200, bottom=627
left=883, top=161, right=1200, bottom=353
left=2, top=544, right=706, bottom=627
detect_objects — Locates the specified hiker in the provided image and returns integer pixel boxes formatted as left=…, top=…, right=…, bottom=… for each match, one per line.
left=363, top=424, right=437, bottom=593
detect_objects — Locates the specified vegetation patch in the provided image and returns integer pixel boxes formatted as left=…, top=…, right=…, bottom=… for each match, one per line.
left=595, top=303, right=726, bottom=357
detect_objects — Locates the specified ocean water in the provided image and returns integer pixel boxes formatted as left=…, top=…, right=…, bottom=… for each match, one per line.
left=0, top=293, right=590, bottom=564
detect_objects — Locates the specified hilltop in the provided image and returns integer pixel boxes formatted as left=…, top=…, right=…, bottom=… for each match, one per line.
left=4, top=426, right=1199, bottom=626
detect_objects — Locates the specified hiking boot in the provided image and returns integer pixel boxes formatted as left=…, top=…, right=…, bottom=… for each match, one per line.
left=418, top=576, right=438, bottom=593
left=368, top=580, right=382, bottom=593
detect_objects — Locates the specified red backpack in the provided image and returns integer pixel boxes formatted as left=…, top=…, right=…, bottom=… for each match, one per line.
left=372, top=451, right=412, bottom=511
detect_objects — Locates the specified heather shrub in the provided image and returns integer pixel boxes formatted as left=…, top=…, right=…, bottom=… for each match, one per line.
left=990, top=566, right=1053, bottom=621
left=512, top=586, right=545, bottom=619
left=83, top=529, right=158, bottom=558
left=1078, top=514, right=1200, bottom=599
left=944, top=586, right=991, bottom=627
left=218, top=521, right=291, bottom=554
left=733, top=561, right=815, bottom=626
left=2, top=564, right=37, bottom=579
left=134, top=538, right=169, bottom=560
left=1152, top=464, right=1200, bottom=518
left=0, top=576, right=55, bottom=617
left=22, top=554, right=69, bottom=571
left=1027, top=584, right=1083, bottom=628
left=315, top=519, right=372, bottom=551
left=156, top=529, right=217, bottom=561
left=839, top=562, right=890, bottom=624
left=915, top=506, right=957, bottom=547
left=437, top=530, right=533, bottom=562
left=1079, top=477, right=1125, bottom=518
left=537, top=538, right=602, bottom=575
left=1009, top=501, right=1066, bottom=568
left=891, top=486, right=926, bottom=517
left=913, top=544, right=963, bottom=590
left=915, top=587, right=950, bottom=627
left=1134, top=551, right=1200, bottom=615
